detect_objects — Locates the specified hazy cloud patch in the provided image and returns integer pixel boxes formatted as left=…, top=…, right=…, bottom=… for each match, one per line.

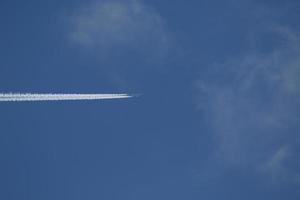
left=70, top=0, right=170, bottom=58
left=196, top=26, right=300, bottom=183
left=260, top=146, right=299, bottom=183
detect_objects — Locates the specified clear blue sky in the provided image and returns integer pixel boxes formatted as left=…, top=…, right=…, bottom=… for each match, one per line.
left=1, top=0, right=300, bottom=199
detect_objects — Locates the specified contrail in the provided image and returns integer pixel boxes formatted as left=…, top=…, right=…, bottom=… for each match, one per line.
left=0, top=93, right=133, bottom=102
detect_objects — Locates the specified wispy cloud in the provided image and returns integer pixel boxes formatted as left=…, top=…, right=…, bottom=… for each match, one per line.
left=260, top=146, right=296, bottom=182
left=196, top=26, right=300, bottom=182
left=70, top=0, right=169, bottom=56
left=0, top=93, right=132, bottom=102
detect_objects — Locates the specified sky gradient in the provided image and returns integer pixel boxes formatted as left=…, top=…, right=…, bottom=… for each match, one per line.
left=0, top=0, right=300, bottom=199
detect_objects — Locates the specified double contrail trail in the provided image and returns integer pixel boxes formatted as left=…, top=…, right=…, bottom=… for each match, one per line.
left=0, top=93, right=133, bottom=102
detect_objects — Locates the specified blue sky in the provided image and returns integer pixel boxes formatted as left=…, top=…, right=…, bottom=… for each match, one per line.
left=1, top=0, right=300, bottom=199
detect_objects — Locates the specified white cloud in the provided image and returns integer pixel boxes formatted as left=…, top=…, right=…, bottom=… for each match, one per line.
left=196, top=26, right=300, bottom=182
left=261, top=146, right=290, bottom=180
left=70, top=0, right=169, bottom=56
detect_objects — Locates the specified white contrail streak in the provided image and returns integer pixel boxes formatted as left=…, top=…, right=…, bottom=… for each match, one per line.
left=0, top=93, right=133, bottom=102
